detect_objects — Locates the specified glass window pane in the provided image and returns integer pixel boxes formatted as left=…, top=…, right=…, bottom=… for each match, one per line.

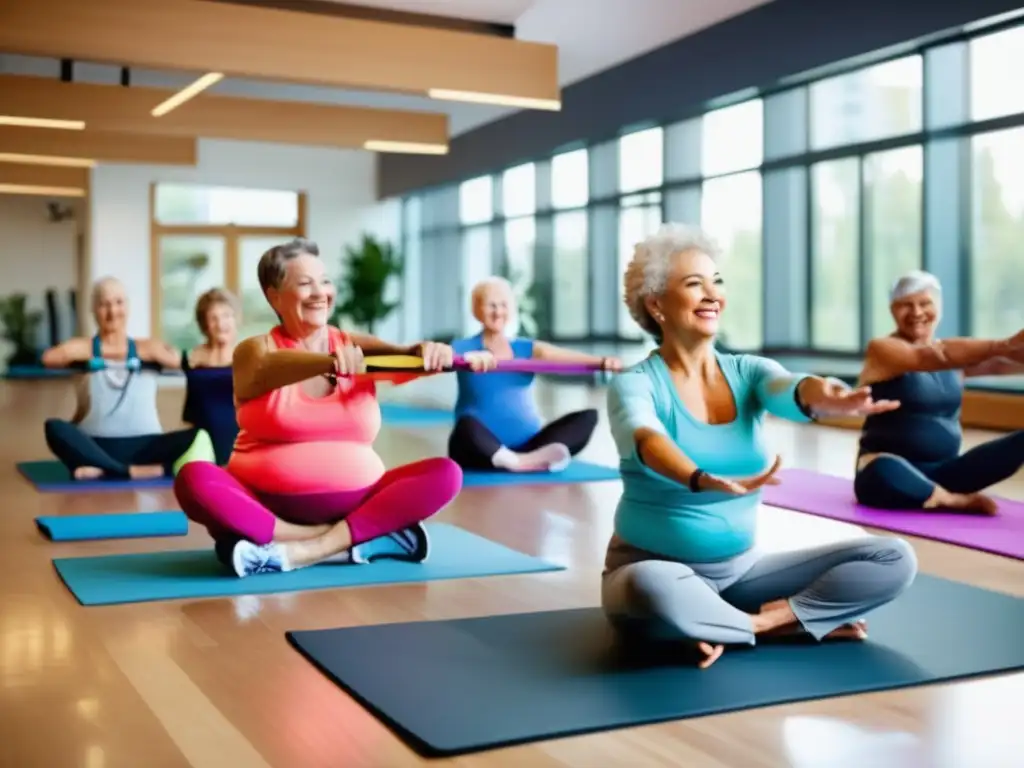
left=551, top=148, right=589, bottom=209
left=502, top=163, right=536, bottom=218
left=702, top=99, right=764, bottom=177
left=970, top=26, right=1024, bottom=122
left=971, top=127, right=1024, bottom=337
left=154, top=184, right=299, bottom=227
left=811, top=159, right=861, bottom=350
left=701, top=172, right=764, bottom=350
left=237, top=236, right=296, bottom=341
left=552, top=210, right=589, bottom=337
left=503, top=216, right=537, bottom=336
left=157, top=235, right=227, bottom=348
left=459, top=176, right=493, bottom=225
left=618, top=196, right=663, bottom=338
left=460, top=224, right=492, bottom=333
left=809, top=56, right=923, bottom=150
left=866, top=146, right=923, bottom=339
left=618, top=127, right=664, bottom=194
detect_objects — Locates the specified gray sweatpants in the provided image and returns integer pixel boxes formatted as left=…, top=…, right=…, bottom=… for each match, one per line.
left=601, top=534, right=918, bottom=645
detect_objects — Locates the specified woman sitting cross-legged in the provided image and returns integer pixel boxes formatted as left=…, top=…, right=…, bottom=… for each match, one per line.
left=173, top=237, right=473, bottom=577
left=853, top=270, right=1024, bottom=515
left=601, top=223, right=918, bottom=669
left=448, top=276, right=623, bottom=473
left=42, top=276, right=213, bottom=481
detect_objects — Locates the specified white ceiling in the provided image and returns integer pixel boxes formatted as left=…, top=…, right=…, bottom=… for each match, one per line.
left=0, top=0, right=773, bottom=136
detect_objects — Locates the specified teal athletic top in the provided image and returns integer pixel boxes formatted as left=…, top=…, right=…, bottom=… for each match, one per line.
left=607, top=350, right=813, bottom=563
left=450, top=334, right=542, bottom=447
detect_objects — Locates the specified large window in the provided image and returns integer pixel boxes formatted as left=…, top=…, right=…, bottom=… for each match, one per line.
left=811, top=159, right=861, bottom=350
left=618, top=127, right=664, bottom=193
left=502, top=163, right=536, bottom=218
left=701, top=172, right=764, bottom=350
left=504, top=217, right=537, bottom=335
left=617, top=193, right=663, bottom=337
left=154, top=184, right=299, bottom=227
left=702, top=100, right=764, bottom=177
left=971, top=127, right=1024, bottom=337
left=459, top=176, right=493, bottom=225
left=970, top=26, right=1024, bottom=122
left=552, top=211, right=589, bottom=337
left=460, top=225, right=492, bottom=333
left=865, top=146, right=923, bottom=338
left=551, top=149, right=588, bottom=209
left=809, top=56, right=923, bottom=150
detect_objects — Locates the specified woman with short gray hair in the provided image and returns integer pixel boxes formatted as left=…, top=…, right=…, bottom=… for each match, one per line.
left=853, top=269, right=1024, bottom=514
left=601, top=223, right=917, bottom=669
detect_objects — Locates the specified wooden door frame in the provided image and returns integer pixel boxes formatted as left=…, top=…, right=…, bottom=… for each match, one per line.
left=148, top=183, right=307, bottom=339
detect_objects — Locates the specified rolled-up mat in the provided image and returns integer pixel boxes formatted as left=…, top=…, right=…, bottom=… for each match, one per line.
left=52, top=523, right=563, bottom=606
left=462, top=460, right=620, bottom=488
left=5, top=365, right=75, bottom=380
left=286, top=574, right=1024, bottom=757
left=36, top=511, right=189, bottom=541
left=17, top=460, right=174, bottom=492
left=761, top=469, right=1024, bottom=560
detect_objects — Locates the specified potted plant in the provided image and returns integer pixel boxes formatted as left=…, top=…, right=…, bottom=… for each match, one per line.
left=331, top=234, right=403, bottom=335
left=0, top=293, right=44, bottom=367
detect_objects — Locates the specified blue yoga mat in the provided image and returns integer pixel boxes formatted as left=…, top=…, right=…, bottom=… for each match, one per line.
left=287, top=574, right=1024, bottom=757
left=5, top=365, right=75, bottom=380
left=36, top=511, right=189, bottom=542
left=462, top=460, right=620, bottom=488
left=52, top=522, right=563, bottom=606
left=379, top=402, right=454, bottom=426
left=17, top=460, right=174, bottom=492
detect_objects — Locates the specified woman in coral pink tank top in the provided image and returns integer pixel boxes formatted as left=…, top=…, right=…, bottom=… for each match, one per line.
left=173, top=237, right=491, bottom=577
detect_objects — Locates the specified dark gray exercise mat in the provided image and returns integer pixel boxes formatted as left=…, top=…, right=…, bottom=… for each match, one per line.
left=286, top=575, right=1024, bottom=757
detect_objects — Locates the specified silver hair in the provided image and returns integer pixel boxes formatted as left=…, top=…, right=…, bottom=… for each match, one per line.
left=470, top=276, right=515, bottom=307
left=257, top=237, right=320, bottom=296
left=91, top=276, right=125, bottom=310
left=890, top=270, right=941, bottom=303
left=622, top=222, right=722, bottom=337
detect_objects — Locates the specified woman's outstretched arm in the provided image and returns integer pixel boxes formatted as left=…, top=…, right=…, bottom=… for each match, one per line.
left=232, top=335, right=335, bottom=402
left=863, top=332, right=1022, bottom=381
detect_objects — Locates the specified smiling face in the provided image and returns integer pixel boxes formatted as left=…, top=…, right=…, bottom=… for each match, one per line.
left=891, top=289, right=939, bottom=343
left=645, top=248, right=725, bottom=341
left=202, top=301, right=237, bottom=346
left=92, top=279, right=128, bottom=334
left=473, top=282, right=513, bottom=335
left=267, top=253, right=334, bottom=334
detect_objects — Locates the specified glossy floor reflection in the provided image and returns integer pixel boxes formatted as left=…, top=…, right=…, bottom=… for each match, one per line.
left=0, top=378, right=1021, bottom=767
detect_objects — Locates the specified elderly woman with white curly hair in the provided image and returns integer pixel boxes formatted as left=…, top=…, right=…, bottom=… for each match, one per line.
left=600, top=223, right=918, bottom=669
left=853, top=269, right=1024, bottom=515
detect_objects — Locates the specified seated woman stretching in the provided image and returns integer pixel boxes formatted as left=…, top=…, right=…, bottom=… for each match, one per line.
left=181, top=288, right=241, bottom=465
left=601, top=223, right=917, bottom=669
left=854, top=270, right=1024, bottom=515
left=448, top=276, right=623, bottom=472
left=173, top=237, right=467, bottom=577
left=42, top=277, right=213, bottom=481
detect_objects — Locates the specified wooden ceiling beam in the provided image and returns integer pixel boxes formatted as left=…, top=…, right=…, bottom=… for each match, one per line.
left=0, top=126, right=197, bottom=166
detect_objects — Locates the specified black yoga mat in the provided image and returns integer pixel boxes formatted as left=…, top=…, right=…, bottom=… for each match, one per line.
left=287, top=575, right=1024, bottom=757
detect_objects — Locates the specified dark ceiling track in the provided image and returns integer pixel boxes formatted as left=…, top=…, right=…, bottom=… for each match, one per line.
left=204, top=0, right=515, bottom=39
left=60, top=58, right=74, bottom=82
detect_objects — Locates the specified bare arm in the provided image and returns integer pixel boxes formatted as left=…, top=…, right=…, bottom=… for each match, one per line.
left=40, top=337, right=92, bottom=368
left=964, top=357, right=1024, bottom=377
left=347, top=332, right=417, bottom=357
left=232, top=335, right=336, bottom=403
left=532, top=340, right=606, bottom=366
left=137, top=339, right=183, bottom=370
left=862, top=335, right=1014, bottom=382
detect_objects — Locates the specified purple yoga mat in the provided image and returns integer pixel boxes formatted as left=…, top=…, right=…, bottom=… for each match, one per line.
left=760, top=468, right=1024, bottom=561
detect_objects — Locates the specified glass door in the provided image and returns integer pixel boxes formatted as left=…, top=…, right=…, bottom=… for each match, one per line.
left=156, top=235, right=227, bottom=349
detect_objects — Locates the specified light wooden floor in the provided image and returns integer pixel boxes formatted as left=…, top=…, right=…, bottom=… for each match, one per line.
left=1, top=376, right=1022, bottom=768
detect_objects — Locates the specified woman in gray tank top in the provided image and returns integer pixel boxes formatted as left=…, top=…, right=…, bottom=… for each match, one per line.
left=41, top=277, right=214, bottom=482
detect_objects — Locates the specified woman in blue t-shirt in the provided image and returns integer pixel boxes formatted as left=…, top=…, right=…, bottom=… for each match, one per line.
left=448, top=277, right=622, bottom=472
left=602, top=223, right=917, bottom=670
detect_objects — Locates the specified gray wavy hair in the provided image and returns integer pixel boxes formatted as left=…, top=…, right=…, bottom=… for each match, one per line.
left=890, top=270, right=941, bottom=303
left=257, top=237, right=320, bottom=296
left=622, top=223, right=722, bottom=338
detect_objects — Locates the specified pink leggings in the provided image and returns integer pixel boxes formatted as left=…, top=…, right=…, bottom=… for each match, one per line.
left=174, top=457, right=463, bottom=547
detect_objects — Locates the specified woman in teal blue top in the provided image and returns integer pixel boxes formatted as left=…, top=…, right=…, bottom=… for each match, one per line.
left=603, top=223, right=918, bottom=669
left=448, top=276, right=622, bottom=472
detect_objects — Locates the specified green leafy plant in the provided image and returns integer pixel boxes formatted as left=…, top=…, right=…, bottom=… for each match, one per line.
left=331, top=234, right=403, bottom=335
left=0, top=293, right=44, bottom=366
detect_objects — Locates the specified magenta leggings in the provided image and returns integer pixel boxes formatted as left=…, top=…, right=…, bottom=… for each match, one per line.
left=174, top=457, right=463, bottom=547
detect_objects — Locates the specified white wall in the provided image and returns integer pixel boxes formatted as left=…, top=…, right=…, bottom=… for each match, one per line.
left=0, top=195, right=82, bottom=347
left=89, top=138, right=377, bottom=337
left=356, top=197, right=421, bottom=343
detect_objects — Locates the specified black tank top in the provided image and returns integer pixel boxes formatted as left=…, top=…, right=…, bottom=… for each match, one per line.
left=858, top=370, right=963, bottom=465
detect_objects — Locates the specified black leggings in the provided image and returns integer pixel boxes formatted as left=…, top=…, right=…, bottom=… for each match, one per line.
left=44, top=418, right=199, bottom=479
left=854, top=430, right=1024, bottom=509
left=447, top=409, right=598, bottom=470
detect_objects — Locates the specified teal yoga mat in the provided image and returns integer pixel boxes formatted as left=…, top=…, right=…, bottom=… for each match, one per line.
left=379, top=402, right=454, bottom=426
left=52, top=523, right=563, bottom=606
left=36, top=511, right=189, bottom=541
left=287, top=575, right=1024, bottom=757
left=462, top=460, right=620, bottom=488
left=18, top=460, right=174, bottom=492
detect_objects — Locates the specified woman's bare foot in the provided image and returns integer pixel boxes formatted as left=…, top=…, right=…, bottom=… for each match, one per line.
left=696, top=642, right=725, bottom=669
left=751, top=599, right=798, bottom=635
left=926, top=487, right=998, bottom=515
left=510, top=444, right=571, bottom=473
left=823, top=621, right=868, bottom=641
left=129, top=464, right=165, bottom=479
left=73, top=466, right=103, bottom=480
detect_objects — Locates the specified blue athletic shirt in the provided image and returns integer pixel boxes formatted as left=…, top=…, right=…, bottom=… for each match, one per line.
left=607, top=350, right=813, bottom=563
left=450, top=333, right=543, bottom=448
